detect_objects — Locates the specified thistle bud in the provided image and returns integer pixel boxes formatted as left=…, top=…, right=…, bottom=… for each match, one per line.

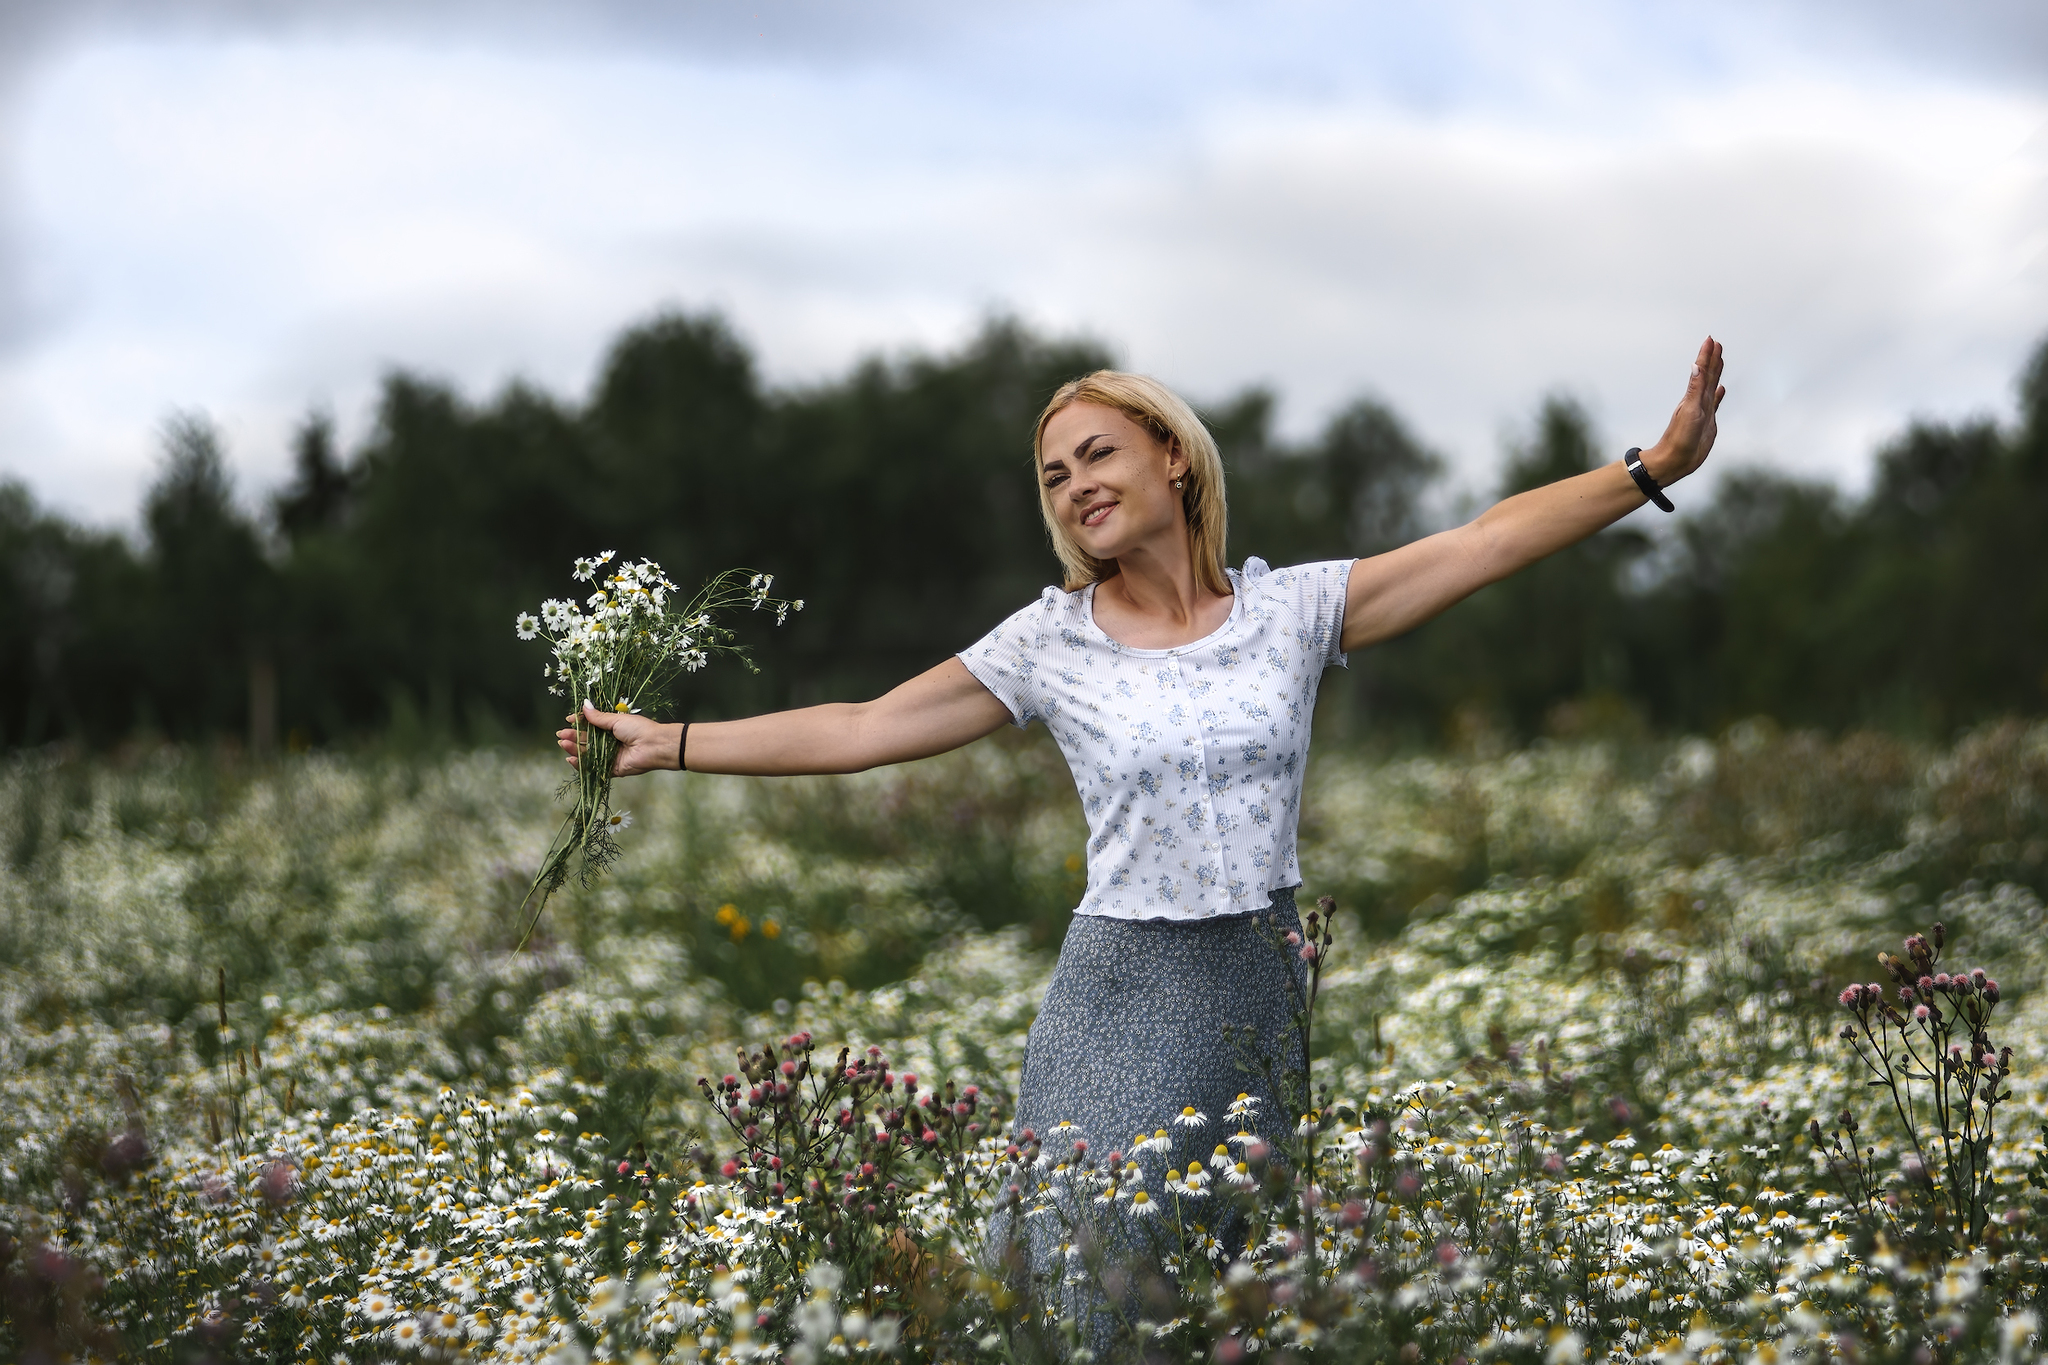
left=1931, top=922, right=1945, bottom=951
left=1984, top=981, right=2001, bottom=1004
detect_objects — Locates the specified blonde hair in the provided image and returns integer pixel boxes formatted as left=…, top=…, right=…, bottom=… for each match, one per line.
left=1032, top=371, right=1230, bottom=596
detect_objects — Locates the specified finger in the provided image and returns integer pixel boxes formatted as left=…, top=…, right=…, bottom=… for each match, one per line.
left=580, top=700, right=621, bottom=731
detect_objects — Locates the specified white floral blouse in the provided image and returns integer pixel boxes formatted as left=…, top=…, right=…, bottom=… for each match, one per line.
left=959, top=557, right=1353, bottom=921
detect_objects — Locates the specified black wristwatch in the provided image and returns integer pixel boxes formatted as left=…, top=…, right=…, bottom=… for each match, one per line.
left=1624, top=447, right=1673, bottom=513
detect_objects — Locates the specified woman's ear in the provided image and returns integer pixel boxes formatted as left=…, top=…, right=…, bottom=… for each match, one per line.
left=1165, top=435, right=1189, bottom=484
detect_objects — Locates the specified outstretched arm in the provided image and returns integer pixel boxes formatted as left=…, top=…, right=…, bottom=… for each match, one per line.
left=1340, top=336, right=1725, bottom=652
left=557, top=656, right=1014, bottom=777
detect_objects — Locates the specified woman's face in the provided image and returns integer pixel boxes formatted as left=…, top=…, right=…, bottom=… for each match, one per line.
left=1039, top=401, right=1189, bottom=564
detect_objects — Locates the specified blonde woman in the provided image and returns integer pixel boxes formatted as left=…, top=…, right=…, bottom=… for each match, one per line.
left=561, top=337, right=1725, bottom=1317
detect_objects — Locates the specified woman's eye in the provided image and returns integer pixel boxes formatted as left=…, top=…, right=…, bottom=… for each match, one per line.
left=1090, top=446, right=1114, bottom=461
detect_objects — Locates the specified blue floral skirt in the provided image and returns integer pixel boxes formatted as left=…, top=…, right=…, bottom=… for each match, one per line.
left=992, top=889, right=1307, bottom=1352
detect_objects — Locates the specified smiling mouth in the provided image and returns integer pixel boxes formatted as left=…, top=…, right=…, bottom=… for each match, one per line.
left=1081, top=502, right=1116, bottom=528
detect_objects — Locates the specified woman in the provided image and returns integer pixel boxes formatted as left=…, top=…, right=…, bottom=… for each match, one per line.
left=559, top=336, right=1725, bottom=1321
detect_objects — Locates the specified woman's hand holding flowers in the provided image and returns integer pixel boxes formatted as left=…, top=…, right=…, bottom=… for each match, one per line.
left=557, top=702, right=679, bottom=777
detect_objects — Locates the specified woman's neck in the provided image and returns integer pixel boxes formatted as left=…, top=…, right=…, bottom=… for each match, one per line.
left=1092, top=543, right=1233, bottom=648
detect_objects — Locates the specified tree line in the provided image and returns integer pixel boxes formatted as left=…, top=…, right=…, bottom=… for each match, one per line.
left=3, top=314, right=2044, bottom=752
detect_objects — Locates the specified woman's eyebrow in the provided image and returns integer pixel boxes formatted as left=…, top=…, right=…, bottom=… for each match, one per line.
left=1042, top=432, right=1112, bottom=475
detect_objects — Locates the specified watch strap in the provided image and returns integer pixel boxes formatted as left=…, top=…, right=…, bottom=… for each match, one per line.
left=1624, top=447, right=1674, bottom=513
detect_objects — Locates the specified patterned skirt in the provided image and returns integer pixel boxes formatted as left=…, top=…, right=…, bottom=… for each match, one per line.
left=990, top=889, right=1307, bottom=1354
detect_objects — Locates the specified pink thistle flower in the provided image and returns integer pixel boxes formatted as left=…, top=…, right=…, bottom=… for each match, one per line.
left=1299, top=944, right=1317, bottom=962
left=1838, top=986, right=1862, bottom=1008
left=1284, top=931, right=1302, bottom=947
left=1914, top=1005, right=1931, bottom=1021
left=1985, top=981, right=2001, bottom=1003
left=1934, top=973, right=1951, bottom=988
left=618, top=1160, right=631, bottom=1175
left=720, top=1160, right=740, bottom=1178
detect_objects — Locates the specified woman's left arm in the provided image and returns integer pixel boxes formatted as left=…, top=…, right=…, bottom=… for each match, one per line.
left=1339, top=336, right=1725, bottom=652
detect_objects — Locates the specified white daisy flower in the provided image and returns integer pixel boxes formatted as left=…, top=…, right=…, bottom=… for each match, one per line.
left=515, top=612, right=540, bottom=641
left=1130, top=1190, right=1159, bottom=1217
left=572, top=557, right=597, bottom=581
left=1209, top=1144, right=1234, bottom=1172
left=1173, top=1106, right=1209, bottom=1129
left=1226, top=1162, right=1256, bottom=1189
left=605, top=810, right=633, bottom=833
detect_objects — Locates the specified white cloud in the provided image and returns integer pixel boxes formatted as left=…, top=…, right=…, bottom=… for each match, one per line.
left=0, top=16, right=2042, bottom=525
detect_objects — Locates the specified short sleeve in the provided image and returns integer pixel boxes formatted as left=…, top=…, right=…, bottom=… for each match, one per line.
left=956, top=594, right=1053, bottom=728
left=1248, top=557, right=1353, bottom=669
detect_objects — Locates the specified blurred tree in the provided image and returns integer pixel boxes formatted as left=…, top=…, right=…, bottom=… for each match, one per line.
left=138, top=416, right=275, bottom=739
left=6, top=319, right=2048, bottom=751
left=1366, top=397, right=1652, bottom=738
left=0, top=482, right=148, bottom=747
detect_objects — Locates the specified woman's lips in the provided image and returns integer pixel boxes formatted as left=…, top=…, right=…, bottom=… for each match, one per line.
left=1081, top=502, right=1116, bottom=528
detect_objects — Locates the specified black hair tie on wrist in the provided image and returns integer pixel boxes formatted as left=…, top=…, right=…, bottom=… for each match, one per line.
left=1625, top=447, right=1674, bottom=513
left=678, top=722, right=691, bottom=773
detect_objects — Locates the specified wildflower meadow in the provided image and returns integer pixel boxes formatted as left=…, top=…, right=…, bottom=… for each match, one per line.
left=4, top=720, right=2048, bottom=1362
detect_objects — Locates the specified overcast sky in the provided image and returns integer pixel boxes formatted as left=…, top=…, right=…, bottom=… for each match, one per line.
left=1, top=0, right=2043, bottom=526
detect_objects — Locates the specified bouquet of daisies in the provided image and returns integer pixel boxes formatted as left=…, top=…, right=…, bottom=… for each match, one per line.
left=513, top=550, right=801, bottom=946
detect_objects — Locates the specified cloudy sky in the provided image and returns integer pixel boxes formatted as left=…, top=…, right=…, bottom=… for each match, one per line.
left=1, top=0, right=2044, bottom=525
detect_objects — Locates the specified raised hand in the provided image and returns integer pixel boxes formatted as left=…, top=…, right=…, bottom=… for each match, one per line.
left=556, top=701, right=676, bottom=777
left=1644, top=336, right=1726, bottom=485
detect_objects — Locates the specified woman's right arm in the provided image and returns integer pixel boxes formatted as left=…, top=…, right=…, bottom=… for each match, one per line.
left=557, top=656, right=1014, bottom=778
